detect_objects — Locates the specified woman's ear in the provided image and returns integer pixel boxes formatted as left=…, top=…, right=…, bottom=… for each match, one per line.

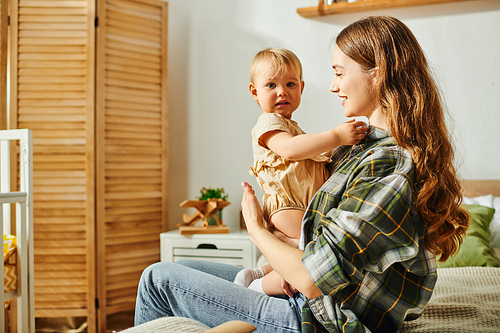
left=249, top=83, right=259, bottom=102
left=301, top=81, right=305, bottom=94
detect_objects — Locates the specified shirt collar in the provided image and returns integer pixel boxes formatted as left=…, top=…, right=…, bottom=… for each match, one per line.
left=361, top=125, right=391, bottom=144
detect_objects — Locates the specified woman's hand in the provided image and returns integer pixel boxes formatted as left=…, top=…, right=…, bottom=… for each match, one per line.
left=240, top=182, right=265, bottom=235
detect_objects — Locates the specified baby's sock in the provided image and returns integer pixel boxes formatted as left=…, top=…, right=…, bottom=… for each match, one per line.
left=248, top=277, right=264, bottom=294
left=233, top=267, right=265, bottom=287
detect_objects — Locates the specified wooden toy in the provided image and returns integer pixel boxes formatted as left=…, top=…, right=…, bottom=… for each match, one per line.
left=177, top=198, right=231, bottom=235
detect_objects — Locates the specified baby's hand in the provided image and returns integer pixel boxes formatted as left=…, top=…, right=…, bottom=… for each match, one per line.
left=336, top=119, right=368, bottom=145
left=281, top=277, right=298, bottom=298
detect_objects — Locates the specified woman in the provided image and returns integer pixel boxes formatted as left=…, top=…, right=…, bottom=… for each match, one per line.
left=134, top=16, right=469, bottom=333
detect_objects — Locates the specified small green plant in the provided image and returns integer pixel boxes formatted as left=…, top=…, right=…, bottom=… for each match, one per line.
left=197, top=187, right=228, bottom=201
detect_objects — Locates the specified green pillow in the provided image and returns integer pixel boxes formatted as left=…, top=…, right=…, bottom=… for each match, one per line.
left=437, top=204, right=500, bottom=268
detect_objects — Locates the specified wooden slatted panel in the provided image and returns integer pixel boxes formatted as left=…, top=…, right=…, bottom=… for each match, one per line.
left=13, top=0, right=96, bottom=324
left=96, top=0, right=167, bottom=329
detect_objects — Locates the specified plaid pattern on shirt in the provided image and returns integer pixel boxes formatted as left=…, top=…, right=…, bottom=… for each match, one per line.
left=299, top=127, right=437, bottom=333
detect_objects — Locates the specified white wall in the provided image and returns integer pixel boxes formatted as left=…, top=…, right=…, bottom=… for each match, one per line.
left=166, top=0, right=500, bottom=230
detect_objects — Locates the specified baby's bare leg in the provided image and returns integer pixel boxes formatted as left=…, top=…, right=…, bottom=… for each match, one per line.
left=269, top=208, right=303, bottom=247
left=262, top=270, right=287, bottom=296
left=261, top=264, right=273, bottom=275
left=245, top=210, right=303, bottom=294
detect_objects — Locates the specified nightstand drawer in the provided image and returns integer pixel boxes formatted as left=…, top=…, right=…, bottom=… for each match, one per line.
left=173, top=248, right=245, bottom=266
left=160, top=229, right=260, bottom=268
left=173, top=247, right=243, bottom=258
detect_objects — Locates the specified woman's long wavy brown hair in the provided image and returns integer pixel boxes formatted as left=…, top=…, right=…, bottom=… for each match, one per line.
left=335, top=16, right=469, bottom=262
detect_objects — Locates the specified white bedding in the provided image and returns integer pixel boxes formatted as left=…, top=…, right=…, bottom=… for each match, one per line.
left=400, top=266, right=500, bottom=332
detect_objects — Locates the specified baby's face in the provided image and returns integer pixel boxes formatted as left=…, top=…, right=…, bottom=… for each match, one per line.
left=249, top=65, right=304, bottom=119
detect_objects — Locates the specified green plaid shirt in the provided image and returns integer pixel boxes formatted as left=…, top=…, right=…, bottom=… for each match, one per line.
left=299, top=127, right=437, bottom=333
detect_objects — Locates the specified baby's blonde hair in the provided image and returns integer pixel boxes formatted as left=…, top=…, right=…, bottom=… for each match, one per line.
left=249, top=48, right=303, bottom=83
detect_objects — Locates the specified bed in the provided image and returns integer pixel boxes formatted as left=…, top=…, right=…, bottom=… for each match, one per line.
left=400, top=179, right=500, bottom=332
left=123, top=179, right=500, bottom=333
left=1, top=129, right=34, bottom=332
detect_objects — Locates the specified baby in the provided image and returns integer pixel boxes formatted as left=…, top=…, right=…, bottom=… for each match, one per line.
left=235, top=48, right=367, bottom=295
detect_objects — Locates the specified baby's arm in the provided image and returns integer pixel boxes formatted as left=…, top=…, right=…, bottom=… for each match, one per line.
left=261, top=119, right=367, bottom=160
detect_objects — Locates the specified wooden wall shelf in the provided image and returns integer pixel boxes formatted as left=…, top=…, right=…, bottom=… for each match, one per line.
left=297, top=0, right=473, bottom=18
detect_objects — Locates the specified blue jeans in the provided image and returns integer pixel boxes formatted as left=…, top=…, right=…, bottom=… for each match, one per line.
left=134, top=259, right=303, bottom=333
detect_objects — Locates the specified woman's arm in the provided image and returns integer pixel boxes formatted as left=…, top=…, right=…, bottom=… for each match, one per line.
left=261, top=119, right=367, bottom=161
left=241, top=182, right=322, bottom=298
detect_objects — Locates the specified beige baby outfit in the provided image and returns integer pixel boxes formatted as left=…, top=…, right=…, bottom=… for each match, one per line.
left=250, top=113, right=330, bottom=224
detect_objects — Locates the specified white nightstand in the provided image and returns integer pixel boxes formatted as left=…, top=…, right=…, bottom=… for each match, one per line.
left=160, top=229, right=261, bottom=268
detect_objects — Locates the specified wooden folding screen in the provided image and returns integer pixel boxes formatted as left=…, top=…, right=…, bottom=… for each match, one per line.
left=11, top=0, right=98, bottom=328
left=9, top=0, right=168, bottom=331
left=95, top=0, right=168, bottom=331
